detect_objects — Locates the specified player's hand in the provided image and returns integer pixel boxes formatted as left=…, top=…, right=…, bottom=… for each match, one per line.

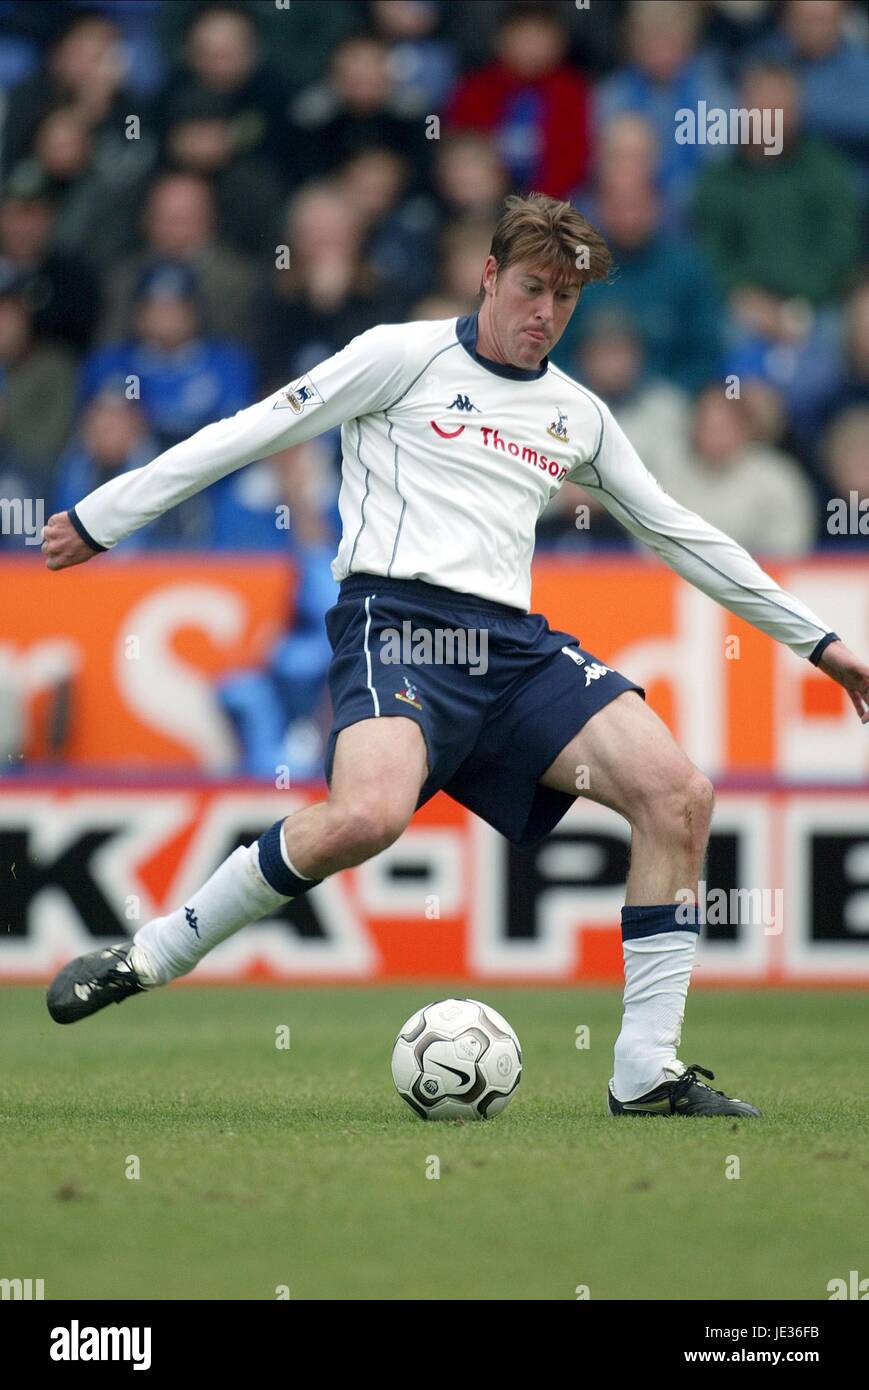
left=817, top=640, right=869, bottom=724
left=41, top=513, right=101, bottom=571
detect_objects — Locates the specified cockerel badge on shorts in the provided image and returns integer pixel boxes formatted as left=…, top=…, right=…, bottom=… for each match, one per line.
left=395, top=676, right=423, bottom=710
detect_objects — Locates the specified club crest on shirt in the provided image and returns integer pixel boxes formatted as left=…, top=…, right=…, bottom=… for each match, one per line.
left=273, top=375, right=323, bottom=413
left=395, top=676, right=423, bottom=710
left=547, top=409, right=569, bottom=443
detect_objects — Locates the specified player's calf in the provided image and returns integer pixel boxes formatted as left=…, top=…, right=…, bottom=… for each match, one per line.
left=47, top=719, right=428, bottom=1022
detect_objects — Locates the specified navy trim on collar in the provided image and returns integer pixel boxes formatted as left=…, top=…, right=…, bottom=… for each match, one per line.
left=456, top=312, right=548, bottom=381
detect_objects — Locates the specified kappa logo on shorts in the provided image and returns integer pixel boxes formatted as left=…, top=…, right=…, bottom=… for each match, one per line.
left=395, top=676, right=423, bottom=710
left=561, top=645, right=611, bottom=686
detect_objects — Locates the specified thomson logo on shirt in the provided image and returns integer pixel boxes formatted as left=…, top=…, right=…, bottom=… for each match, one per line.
left=50, top=1320, right=152, bottom=1370
left=379, top=621, right=488, bottom=675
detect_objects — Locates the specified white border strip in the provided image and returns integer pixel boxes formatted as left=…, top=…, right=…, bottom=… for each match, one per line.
left=364, top=593, right=380, bottom=716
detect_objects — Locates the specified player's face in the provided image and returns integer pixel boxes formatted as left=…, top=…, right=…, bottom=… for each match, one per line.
left=480, top=257, right=582, bottom=369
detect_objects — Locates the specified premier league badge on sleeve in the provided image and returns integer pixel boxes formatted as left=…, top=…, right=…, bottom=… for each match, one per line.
left=273, top=375, right=324, bottom=412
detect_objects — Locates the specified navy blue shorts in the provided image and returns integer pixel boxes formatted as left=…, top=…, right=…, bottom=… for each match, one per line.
left=323, top=573, right=645, bottom=849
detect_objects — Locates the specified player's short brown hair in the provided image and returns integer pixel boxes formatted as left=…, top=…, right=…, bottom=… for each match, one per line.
left=488, top=192, right=613, bottom=290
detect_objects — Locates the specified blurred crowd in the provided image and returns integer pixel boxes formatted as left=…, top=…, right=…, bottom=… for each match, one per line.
left=0, top=0, right=866, bottom=773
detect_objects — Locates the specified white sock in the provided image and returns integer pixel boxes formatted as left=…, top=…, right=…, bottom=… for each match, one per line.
left=130, top=841, right=294, bottom=986
left=611, top=930, right=698, bottom=1101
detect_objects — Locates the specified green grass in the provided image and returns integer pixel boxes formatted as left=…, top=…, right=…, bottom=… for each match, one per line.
left=1, top=986, right=867, bottom=1301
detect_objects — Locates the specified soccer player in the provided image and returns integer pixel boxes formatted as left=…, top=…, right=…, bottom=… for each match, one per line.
left=42, top=193, right=869, bottom=1117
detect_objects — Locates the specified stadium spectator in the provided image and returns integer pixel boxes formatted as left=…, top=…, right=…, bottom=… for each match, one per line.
left=158, top=0, right=357, bottom=97
left=441, top=0, right=624, bottom=78
left=436, top=218, right=497, bottom=310
left=703, top=0, right=777, bottom=80
left=158, top=2, right=290, bottom=176
left=18, top=102, right=152, bottom=269
left=594, top=111, right=659, bottom=189
left=595, top=0, right=733, bottom=221
left=556, top=175, right=723, bottom=391
left=50, top=389, right=212, bottom=547
left=748, top=0, right=869, bottom=197
left=651, top=385, right=817, bottom=556
left=431, top=132, right=510, bottom=225
left=0, top=266, right=75, bottom=482
left=217, top=537, right=339, bottom=781
left=0, top=162, right=99, bottom=351
left=98, top=172, right=260, bottom=349
left=160, top=86, right=285, bottom=256
left=260, top=181, right=393, bottom=383
left=816, top=404, right=869, bottom=549
left=694, top=64, right=861, bottom=319
left=216, top=438, right=340, bottom=777
left=290, top=34, right=428, bottom=189
left=538, top=305, right=691, bottom=554
left=208, top=435, right=337, bottom=554
left=738, top=376, right=802, bottom=459
left=337, top=146, right=438, bottom=305
left=578, top=111, right=678, bottom=231
left=570, top=306, right=692, bottom=479
left=367, top=0, right=457, bottom=113
left=80, top=260, right=255, bottom=451
left=54, top=385, right=302, bottom=555
left=0, top=2, right=41, bottom=95
left=0, top=6, right=148, bottom=175
left=408, top=292, right=469, bottom=322
left=448, top=2, right=591, bottom=199
left=789, top=280, right=869, bottom=460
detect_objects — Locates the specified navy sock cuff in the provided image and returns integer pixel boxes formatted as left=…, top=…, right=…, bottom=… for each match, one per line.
left=257, top=820, right=322, bottom=896
left=621, top=902, right=700, bottom=940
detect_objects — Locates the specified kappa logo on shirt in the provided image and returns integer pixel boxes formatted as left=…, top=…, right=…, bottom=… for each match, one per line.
left=273, top=375, right=324, bottom=413
left=431, top=393, right=480, bottom=437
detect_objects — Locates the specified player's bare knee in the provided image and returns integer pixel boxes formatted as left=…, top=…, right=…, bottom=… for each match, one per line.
left=326, top=796, right=410, bottom=862
left=633, top=764, right=714, bottom=851
left=680, top=770, right=715, bottom=855
left=671, top=769, right=714, bottom=853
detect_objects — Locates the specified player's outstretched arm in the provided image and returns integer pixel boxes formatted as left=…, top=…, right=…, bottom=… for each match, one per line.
left=569, top=401, right=861, bottom=701
left=816, top=640, right=869, bottom=723
left=49, top=324, right=410, bottom=561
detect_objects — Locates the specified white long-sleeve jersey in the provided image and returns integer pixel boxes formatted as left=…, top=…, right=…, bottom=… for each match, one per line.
left=71, top=313, right=837, bottom=662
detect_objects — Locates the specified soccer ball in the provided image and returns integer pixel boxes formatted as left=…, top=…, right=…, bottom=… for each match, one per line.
left=391, top=998, right=522, bottom=1120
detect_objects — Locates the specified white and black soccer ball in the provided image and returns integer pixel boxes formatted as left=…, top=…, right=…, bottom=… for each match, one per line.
left=391, top=998, right=522, bottom=1120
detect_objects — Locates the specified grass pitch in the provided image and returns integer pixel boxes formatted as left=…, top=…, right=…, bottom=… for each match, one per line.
left=1, top=985, right=867, bottom=1301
